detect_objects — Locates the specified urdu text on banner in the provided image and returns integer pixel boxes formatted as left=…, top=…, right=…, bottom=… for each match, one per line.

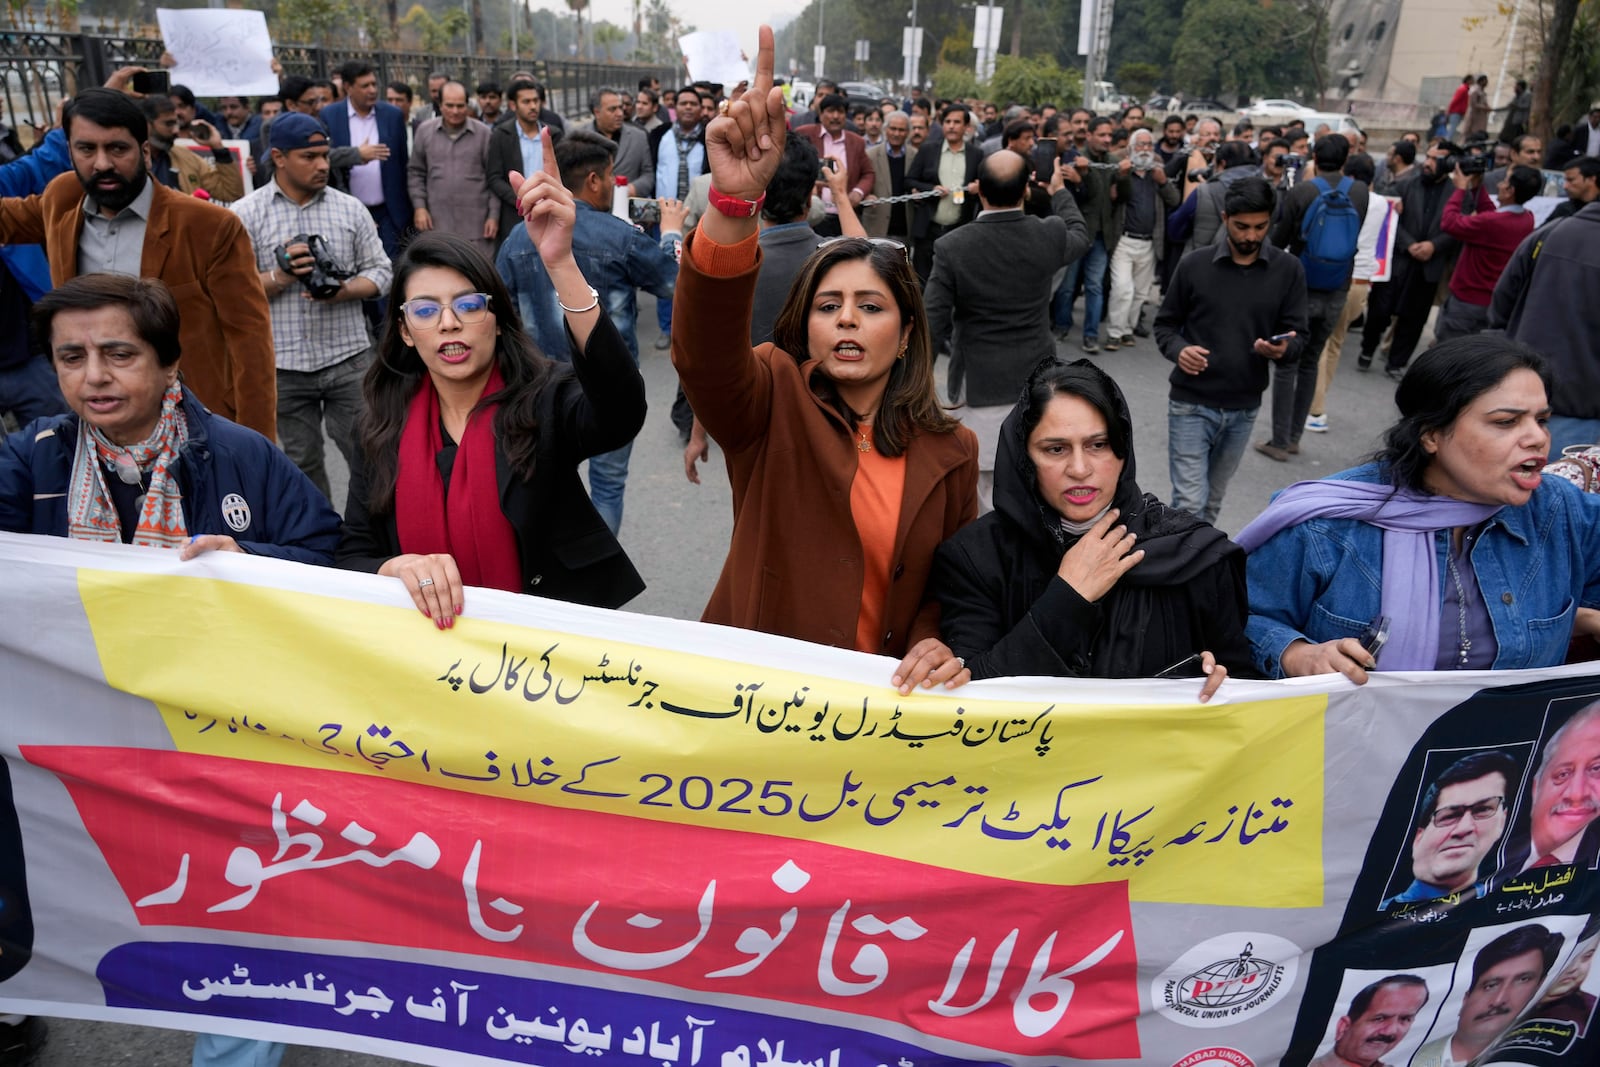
left=0, top=532, right=1597, bottom=1067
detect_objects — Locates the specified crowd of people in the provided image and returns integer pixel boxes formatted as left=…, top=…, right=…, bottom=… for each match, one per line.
left=2, top=31, right=1600, bottom=1066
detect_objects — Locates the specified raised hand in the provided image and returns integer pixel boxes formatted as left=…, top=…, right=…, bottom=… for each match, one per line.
left=510, top=127, right=575, bottom=266
left=703, top=25, right=787, bottom=203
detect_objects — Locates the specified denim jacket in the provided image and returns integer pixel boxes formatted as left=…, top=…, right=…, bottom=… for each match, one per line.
left=495, top=202, right=680, bottom=363
left=1245, top=463, right=1600, bottom=676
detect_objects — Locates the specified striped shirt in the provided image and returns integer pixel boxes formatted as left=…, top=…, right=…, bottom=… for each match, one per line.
left=231, top=179, right=392, bottom=373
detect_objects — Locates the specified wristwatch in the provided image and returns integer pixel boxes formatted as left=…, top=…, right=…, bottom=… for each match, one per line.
left=707, top=186, right=765, bottom=218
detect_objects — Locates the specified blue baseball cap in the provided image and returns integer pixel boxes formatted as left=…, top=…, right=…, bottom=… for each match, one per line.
left=270, top=112, right=330, bottom=152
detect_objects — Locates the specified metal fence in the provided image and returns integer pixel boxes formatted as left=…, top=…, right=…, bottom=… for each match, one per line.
left=0, top=30, right=678, bottom=134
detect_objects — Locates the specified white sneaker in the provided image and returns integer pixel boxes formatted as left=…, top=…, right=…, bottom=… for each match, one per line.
left=1305, top=414, right=1329, bottom=433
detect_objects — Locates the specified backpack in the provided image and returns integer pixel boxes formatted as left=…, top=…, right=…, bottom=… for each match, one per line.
left=1298, top=176, right=1361, bottom=290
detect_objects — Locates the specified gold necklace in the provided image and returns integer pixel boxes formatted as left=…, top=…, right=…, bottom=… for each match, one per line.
left=857, top=427, right=872, bottom=453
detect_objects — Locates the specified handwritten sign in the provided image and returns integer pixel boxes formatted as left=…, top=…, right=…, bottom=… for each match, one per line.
left=678, top=31, right=750, bottom=91
left=157, top=8, right=279, bottom=97
left=0, top=533, right=1597, bottom=1067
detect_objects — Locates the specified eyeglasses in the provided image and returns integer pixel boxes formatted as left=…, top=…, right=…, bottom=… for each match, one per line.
left=1429, top=796, right=1505, bottom=828
left=817, top=236, right=911, bottom=262
left=400, top=293, right=493, bottom=329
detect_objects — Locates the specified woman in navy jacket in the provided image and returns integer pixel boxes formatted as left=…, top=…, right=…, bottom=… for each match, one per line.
left=0, top=273, right=339, bottom=563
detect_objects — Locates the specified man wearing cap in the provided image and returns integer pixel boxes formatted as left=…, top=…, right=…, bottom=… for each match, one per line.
left=231, top=112, right=391, bottom=500
left=0, top=87, right=275, bottom=435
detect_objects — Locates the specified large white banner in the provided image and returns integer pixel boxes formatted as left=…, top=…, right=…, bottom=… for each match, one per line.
left=1, top=533, right=1598, bottom=1067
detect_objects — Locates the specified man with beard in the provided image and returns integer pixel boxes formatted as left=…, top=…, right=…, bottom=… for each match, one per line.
left=1155, top=176, right=1306, bottom=523
left=0, top=88, right=274, bottom=436
left=138, top=95, right=244, bottom=202
left=1309, top=975, right=1430, bottom=1067
left=1412, top=925, right=1562, bottom=1067
left=1103, top=128, right=1180, bottom=349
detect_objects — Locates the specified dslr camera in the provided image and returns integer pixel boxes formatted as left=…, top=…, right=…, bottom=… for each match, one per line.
left=1454, top=153, right=1490, bottom=177
left=273, top=234, right=354, bottom=300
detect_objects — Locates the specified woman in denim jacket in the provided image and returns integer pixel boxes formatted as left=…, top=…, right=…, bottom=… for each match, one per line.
left=1238, top=335, right=1600, bottom=682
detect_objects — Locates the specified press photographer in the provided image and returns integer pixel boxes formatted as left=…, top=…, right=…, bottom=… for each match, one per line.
left=1435, top=160, right=1540, bottom=341
left=231, top=112, right=392, bottom=500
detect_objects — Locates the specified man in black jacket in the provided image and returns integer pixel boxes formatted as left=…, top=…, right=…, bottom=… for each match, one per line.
left=1359, top=141, right=1462, bottom=377
left=1155, top=177, right=1308, bottom=524
left=1260, top=133, right=1368, bottom=460
left=486, top=78, right=560, bottom=250
left=904, top=104, right=983, bottom=282
left=924, top=150, right=1088, bottom=510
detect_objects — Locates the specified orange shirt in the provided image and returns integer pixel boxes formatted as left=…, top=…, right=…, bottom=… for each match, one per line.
left=691, top=225, right=912, bottom=652
left=851, top=439, right=907, bottom=652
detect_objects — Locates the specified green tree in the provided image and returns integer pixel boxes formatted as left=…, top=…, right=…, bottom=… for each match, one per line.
left=1115, top=61, right=1163, bottom=99
left=1170, top=0, right=1318, bottom=102
left=930, top=62, right=982, bottom=100
left=594, top=22, right=627, bottom=61
left=401, top=2, right=469, bottom=52
left=276, top=0, right=349, bottom=46
left=988, top=53, right=1082, bottom=108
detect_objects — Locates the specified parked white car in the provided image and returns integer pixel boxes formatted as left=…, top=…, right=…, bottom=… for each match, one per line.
left=1241, top=98, right=1315, bottom=118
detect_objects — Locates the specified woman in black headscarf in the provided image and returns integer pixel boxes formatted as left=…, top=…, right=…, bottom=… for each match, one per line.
left=931, top=357, right=1252, bottom=700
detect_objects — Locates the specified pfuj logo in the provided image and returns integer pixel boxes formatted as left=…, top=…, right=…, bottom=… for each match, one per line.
left=1152, top=932, right=1299, bottom=1029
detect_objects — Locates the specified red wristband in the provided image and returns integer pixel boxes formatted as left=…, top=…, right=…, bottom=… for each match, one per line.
left=707, top=186, right=765, bottom=218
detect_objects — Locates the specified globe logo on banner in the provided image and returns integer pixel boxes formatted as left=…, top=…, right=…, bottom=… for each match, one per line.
left=1180, top=942, right=1277, bottom=1008
left=1153, top=932, right=1300, bottom=1028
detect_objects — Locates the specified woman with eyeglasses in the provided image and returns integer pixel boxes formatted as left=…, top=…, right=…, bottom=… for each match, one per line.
left=337, top=138, right=647, bottom=624
left=672, top=29, right=979, bottom=694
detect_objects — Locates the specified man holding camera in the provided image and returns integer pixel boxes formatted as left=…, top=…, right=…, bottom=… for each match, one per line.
left=1434, top=163, right=1539, bottom=342
left=231, top=113, right=391, bottom=500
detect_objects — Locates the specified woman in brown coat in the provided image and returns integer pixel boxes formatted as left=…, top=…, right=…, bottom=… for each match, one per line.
left=673, top=28, right=978, bottom=694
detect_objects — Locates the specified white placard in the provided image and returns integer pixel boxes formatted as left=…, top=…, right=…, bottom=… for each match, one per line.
left=157, top=8, right=279, bottom=97
left=678, top=30, right=750, bottom=90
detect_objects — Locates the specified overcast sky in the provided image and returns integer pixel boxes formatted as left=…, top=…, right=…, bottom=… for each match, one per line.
left=571, top=1, right=797, bottom=66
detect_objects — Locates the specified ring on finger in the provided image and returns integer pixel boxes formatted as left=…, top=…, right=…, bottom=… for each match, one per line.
left=955, top=657, right=965, bottom=670
left=418, top=577, right=435, bottom=588
left=718, top=99, right=731, bottom=116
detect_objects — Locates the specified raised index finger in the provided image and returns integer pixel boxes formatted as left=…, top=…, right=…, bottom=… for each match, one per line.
left=540, top=125, right=560, bottom=180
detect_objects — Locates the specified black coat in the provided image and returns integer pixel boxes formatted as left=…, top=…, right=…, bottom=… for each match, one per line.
left=904, top=139, right=983, bottom=238
left=932, top=359, right=1254, bottom=681
left=337, top=313, right=647, bottom=609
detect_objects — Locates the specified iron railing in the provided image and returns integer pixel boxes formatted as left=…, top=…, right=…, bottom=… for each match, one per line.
left=0, top=30, right=678, bottom=136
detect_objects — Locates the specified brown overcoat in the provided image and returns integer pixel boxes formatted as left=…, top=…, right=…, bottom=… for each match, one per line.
left=0, top=172, right=276, bottom=436
left=673, top=235, right=978, bottom=656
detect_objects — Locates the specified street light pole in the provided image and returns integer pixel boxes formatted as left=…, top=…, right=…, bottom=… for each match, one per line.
left=816, top=0, right=825, bottom=79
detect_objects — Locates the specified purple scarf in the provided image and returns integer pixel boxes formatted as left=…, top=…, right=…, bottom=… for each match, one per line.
left=1235, top=480, right=1502, bottom=670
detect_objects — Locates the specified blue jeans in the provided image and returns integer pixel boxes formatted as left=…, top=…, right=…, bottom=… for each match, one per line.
left=1061, top=235, right=1109, bottom=340
left=192, top=1035, right=285, bottom=1067
left=1168, top=400, right=1259, bottom=524
left=0, top=355, right=68, bottom=426
left=1549, top=415, right=1600, bottom=458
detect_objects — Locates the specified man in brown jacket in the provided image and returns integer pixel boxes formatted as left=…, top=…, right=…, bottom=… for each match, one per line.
left=0, top=88, right=275, bottom=436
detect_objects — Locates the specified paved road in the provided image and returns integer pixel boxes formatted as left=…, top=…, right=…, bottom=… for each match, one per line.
left=23, top=293, right=1422, bottom=1065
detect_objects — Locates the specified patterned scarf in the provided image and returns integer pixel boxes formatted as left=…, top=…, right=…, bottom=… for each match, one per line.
left=67, top=381, right=190, bottom=549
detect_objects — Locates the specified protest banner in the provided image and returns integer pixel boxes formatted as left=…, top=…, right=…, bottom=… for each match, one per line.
left=678, top=32, right=750, bottom=92
left=0, top=533, right=1596, bottom=1067
left=1370, top=196, right=1400, bottom=284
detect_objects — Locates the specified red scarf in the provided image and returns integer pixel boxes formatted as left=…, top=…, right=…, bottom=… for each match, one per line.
left=395, top=367, right=523, bottom=593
